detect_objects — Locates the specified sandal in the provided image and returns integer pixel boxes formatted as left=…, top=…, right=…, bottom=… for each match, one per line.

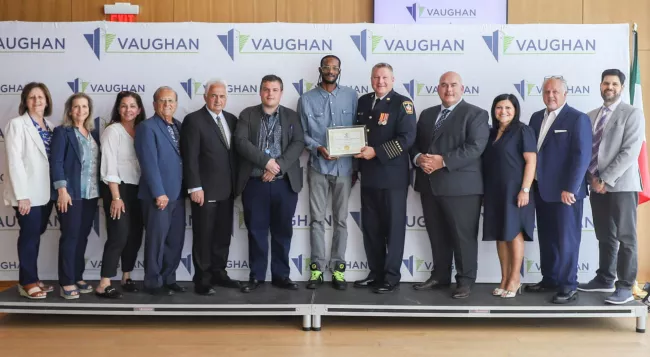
left=18, top=283, right=47, bottom=299
left=37, top=281, right=54, bottom=293
left=121, top=279, right=139, bottom=293
left=60, top=286, right=80, bottom=300
left=95, top=286, right=123, bottom=299
left=76, top=281, right=93, bottom=294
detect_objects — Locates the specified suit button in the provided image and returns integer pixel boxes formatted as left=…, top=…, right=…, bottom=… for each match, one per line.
left=369, top=116, right=372, bottom=119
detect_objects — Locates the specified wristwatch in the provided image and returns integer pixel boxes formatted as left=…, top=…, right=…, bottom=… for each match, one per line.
left=112, top=197, right=122, bottom=201
left=521, top=187, right=530, bottom=193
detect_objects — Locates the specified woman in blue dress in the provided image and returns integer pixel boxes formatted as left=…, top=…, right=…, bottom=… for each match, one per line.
left=482, top=94, right=536, bottom=298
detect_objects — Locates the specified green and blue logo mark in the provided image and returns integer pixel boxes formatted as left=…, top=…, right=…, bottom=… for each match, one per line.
left=351, top=29, right=464, bottom=61
left=67, top=78, right=145, bottom=94
left=84, top=27, right=199, bottom=60
left=402, top=255, right=433, bottom=276
left=483, top=30, right=596, bottom=62
left=514, top=79, right=590, bottom=101
left=218, top=28, right=333, bottom=61
left=403, top=79, right=480, bottom=99
left=406, top=2, right=477, bottom=22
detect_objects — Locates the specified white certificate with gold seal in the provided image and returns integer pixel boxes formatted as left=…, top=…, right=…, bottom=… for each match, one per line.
left=326, top=125, right=367, bottom=157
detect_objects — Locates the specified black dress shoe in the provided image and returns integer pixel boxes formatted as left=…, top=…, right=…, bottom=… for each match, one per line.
left=373, top=282, right=399, bottom=294
left=353, top=277, right=380, bottom=288
left=195, top=286, right=216, bottom=296
left=165, top=283, right=187, bottom=293
left=212, top=276, right=242, bottom=289
left=240, top=279, right=263, bottom=293
left=413, top=277, right=451, bottom=291
left=272, top=277, right=299, bottom=290
left=95, top=286, right=123, bottom=299
left=524, top=282, right=558, bottom=293
left=145, top=287, right=174, bottom=296
left=552, top=290, right=578, bottom=304
left=452, top=285, right=471, bottom=299
left=121, top=279, right=139, bottom=293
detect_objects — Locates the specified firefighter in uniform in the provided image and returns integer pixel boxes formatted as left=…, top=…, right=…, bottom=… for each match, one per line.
left=353, top=63, right=417, bottom=293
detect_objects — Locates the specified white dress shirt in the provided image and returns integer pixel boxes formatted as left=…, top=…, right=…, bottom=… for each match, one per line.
left=537, top=102, right=567, bottom=151
left=100, top=122, right=141, bottom=185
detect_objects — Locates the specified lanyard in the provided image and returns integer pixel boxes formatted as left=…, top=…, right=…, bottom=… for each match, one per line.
left=262, top=114, right=277, bottom=153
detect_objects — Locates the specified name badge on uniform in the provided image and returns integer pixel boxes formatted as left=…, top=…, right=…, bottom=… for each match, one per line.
left=378, top=113, right=389, bottom=125
left=402, top=101, right=414, bottom=115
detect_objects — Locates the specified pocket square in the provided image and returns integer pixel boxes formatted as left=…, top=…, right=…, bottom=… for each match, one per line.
left=554, top=129, right=567, bottom=133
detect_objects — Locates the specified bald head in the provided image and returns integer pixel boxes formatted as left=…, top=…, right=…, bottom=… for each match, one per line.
left=437, top=71, right=464, bottom=107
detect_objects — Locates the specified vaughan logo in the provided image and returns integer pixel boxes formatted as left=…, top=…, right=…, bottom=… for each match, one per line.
left=524, top=258, right=591, bottom=274
left=0, top=36, right=65, bottom=53
left=0, top=261, right=19, bottom=271
left=67, top=77, right=145, bottom=94
left=483, top=30, right=596, bottom=62
left=292, top=79, right=316, bottom=96
left=180, top=254, right=192, bottom=274
left=227, top=259, right=250, bottom=270
left=84, top=27, right=199, bottom=60
left=181, top=78, right=258, bottom=98
left=291, top=254, right=310, bottom=275
left=0, top=83, right=25, bottom=95
left=402, top=255, right=433, bottom=276
left=406, top=2, right=477, bottom=22
left=218, top=28, right=332, bottom=61
left=351, top=29, right=464, bottom=61
left=181, top=78, right=204, bottom=99
left=403, top=79, right=480, bottom=99
left=513, top=79, right=591, bottom=101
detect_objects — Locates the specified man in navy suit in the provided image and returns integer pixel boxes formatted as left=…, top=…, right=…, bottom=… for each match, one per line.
left=525, top=76, right=592, bottom=304
left=135, top=86, right=187, bottom=296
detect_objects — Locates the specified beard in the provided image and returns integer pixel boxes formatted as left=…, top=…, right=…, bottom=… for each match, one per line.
left=602, top=90, right=620, bottom=102
left=321, top=74, right=338, bottom=84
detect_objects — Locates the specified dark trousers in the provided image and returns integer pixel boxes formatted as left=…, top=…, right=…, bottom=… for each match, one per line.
left=15, top=201, right=54, bottom=286
left=242, top=178, right=298, bottom=281
left=57, top=198, right=99, bottom=286
left=142, top=199, right=185, bottom=289
left=360, top=186, right=408, bottom=285
left=535, top=188, right=584, bottom=293
left=421, top=192, right=481, bottom=286
left=191, top=197, right=234, bottom=287
left=590, top=191, right=638, bottom=290
left=100, top=183, right=144, bottom=278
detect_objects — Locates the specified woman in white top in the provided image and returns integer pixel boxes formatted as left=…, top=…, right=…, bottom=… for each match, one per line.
left=4, top=82, right=56, bottom=299
left=95, top=91, right=147, bottom=299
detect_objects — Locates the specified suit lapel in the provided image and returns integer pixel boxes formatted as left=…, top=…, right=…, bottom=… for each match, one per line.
left=279, top=106, right=289, bottom=149
left=20, top=115, right=48, bottom=159
left=154, top=115, right=180, bottom=155
left=66, top=128, right=82, bottom=162
left=432, top=100, right=464, bottom=143
left=203, top=106, right=228, bottom=148
left=250, top=105, right=263, bottom=148
left=540, top=105, right=570, bottom=151
left=604, top=105, right=625, bottom=134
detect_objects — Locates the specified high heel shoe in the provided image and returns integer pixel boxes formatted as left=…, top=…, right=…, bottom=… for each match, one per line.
left=492, top=288, right=505, bottom=296
left=501, top=284, right=522, bottom=299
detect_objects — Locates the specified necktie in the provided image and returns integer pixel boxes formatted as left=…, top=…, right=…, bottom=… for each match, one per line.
left=588, top=107, right=610, bottom=175
left=215, top=115, right=230, bottom=149
left=373, top=98, right=381, bottom=109
left=433, top=109, right=451, bottom=134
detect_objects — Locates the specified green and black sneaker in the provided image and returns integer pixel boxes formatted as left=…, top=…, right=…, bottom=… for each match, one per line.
left=332, top=263, right=347, bottom=290
left=306, top=262, right=323, bottom=289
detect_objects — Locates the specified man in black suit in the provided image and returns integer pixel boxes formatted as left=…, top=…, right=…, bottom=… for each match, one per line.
left=181, top=79, right=240, bottom=295
left=353, top=62, right=417, bottom=293
left=234, top=75, right=305, bottom=293
left=410, top=71, right=489, bottom=299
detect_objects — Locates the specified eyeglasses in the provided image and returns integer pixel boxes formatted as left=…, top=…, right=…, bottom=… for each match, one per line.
left=320, top=66, right=340, bottom=72
left=544, top=75, right=564, bottom=80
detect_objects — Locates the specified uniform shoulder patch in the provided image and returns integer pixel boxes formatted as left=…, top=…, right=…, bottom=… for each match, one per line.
left=402, top=101, right=414, bottom=115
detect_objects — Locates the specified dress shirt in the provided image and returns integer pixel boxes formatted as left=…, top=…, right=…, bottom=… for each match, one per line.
left=299, top=85, right=357, bottom=176
left=188, top=108, right=232, bottom=193
left=593, top=97, right=621, bottom=134
left=100, top=122, right=141, bottom=185
left=537, top=102, right=567, bottom=151
left=413, top=99, right=463, bottom=166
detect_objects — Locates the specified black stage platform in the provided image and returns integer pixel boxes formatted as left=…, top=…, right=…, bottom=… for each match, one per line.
left=0, top=282, right=646, bottom=332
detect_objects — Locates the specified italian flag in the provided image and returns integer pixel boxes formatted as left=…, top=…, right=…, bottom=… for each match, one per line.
left=631, top=26, right=650, bottom=204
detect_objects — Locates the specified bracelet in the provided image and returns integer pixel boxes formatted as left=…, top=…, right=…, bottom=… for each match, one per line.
left=112, top=197, right=122, bottom=201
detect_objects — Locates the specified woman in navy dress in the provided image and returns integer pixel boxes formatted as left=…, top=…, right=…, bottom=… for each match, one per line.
left=482, top=94, right=536, bottom=299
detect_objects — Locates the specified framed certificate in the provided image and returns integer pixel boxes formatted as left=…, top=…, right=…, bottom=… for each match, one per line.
left=326, top=125, right=367, bottom=157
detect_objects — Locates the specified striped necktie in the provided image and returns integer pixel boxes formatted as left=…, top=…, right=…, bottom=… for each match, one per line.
left=215, top=115, right=230, bottom=149
left=434, top=109, right=450, bottom=134
left=588, top=107, right=610, bottom=175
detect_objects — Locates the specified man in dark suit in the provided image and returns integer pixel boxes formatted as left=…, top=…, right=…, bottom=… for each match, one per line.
left=410, top=71, right=489, bottom=299
left=525, top=76, right=592, bottom=304
left=353, top=62, right=417, bottom=294
left=135, top=86, right=187, bottom=296
left=181, top=79, right=240, bottom=296
left=234, top=75, right=305, bottom=293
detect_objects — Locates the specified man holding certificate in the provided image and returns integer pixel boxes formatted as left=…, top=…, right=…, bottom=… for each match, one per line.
left=353, top=63, right=417, bottom=294
left=298, top=55, right=359, bottom=290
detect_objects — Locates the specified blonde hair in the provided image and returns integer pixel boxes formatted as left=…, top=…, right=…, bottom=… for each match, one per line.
left=62, top=93, right=95, bottom=131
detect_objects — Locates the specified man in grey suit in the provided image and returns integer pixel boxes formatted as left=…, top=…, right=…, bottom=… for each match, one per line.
left=577, top=69, right=645, bottom=304
left=410, top=71, right=490, bottom=299
left=234, top=74, right=305, bottom=293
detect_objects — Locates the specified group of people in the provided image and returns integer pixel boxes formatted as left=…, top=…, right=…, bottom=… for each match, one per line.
left=4, top=54, right=643, bottom=306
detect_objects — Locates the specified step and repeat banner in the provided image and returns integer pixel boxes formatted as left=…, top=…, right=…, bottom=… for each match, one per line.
left=0, top=22, right=629, bottom=283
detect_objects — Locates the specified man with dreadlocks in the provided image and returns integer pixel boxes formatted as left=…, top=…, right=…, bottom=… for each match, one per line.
left=298, top=55, right=358, bottom=290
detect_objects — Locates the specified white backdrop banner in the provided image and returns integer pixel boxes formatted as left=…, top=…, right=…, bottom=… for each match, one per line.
left=0, top=22, right=630, bottom=283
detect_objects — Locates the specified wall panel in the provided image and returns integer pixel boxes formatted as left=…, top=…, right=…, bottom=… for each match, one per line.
left=0, top=0, right=71, bottom=22
left=583, top=0, right=650, bottom=50
left=507, top=0, right=583, bottom=24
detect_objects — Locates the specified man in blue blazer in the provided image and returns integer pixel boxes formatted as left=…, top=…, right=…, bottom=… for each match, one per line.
left=135, top=86, right=186, bottom=296
left=525, top=76, right=592, bottom=304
